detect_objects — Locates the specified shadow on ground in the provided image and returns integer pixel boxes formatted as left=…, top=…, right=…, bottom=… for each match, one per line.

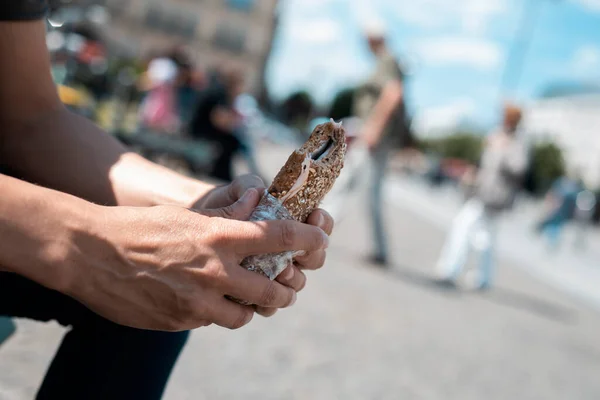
left=384, top=265, right=579, bottom=325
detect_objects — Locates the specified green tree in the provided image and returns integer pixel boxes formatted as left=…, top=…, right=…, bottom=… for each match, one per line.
left=528, top=141, right=565, bottom=194
left=279, top=90, right=314, bottom=130
left=416, top=132, right=483, bottom=164
left=328, top=87, right=355, bottom=121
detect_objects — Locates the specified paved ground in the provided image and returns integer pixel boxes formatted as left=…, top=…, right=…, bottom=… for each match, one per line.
left=1, top=143, right=600, bottom=399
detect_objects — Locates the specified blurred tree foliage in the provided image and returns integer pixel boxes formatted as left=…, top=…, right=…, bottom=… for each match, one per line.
left=416, top=132, right=566, bottom=196
left=526, top=141, right=566, bottom=195
left=279, top=90, right=315, bottom=130
left=328, top=87, right=356, bottom=121
left=416, top=132, right=484, bottom=165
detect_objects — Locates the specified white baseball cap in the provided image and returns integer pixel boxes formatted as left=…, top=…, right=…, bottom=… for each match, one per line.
left=361, top=18, right=387, bottom=39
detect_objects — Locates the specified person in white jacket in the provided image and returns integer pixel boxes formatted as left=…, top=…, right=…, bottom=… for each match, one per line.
left=435, top=104, right=529, bottom=290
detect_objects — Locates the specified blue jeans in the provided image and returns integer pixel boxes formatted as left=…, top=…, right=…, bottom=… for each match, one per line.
left=368, top=143, right=391, bottom=260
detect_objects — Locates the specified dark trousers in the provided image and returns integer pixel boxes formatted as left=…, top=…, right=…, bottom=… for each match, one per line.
left=0, top=272, right=189, bottom=400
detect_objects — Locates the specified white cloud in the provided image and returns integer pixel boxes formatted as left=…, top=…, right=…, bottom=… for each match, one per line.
left=415, top=37, right=503, bottom=70
left=571, top=45, right=600, bottom=77
left=413, top=98, right=477, bottom=137
left=382, top=0, right=508, bottom=35
left=571, top=0, right=600, bottom=12
left=286, top=18, right=342, bottom=45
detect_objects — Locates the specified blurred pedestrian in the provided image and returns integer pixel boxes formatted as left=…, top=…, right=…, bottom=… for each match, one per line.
left=138, top=55, right=181, bottom=134
left=535, top=170, right=585, bottom=249
left=435, top=104, right=529, bottom=290
left=352, top=19, right=412, bottom=266
left=189, top=65, right=245, bottom=182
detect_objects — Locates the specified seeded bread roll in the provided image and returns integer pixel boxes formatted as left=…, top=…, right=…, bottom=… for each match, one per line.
left=266, top=119, right=347, bottom=222
left=230, top=120, right=347, bottom=305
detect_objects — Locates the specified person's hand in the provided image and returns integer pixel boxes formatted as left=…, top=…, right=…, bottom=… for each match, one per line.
left=360, top=124, right=382, bottom=152
left=65, top=189, right=329, bottom=332
left=194, top=174, right=266, bottom=211
left=194, top=175, right=336, bottom=318
left=254, top=208, right=334, bottom=317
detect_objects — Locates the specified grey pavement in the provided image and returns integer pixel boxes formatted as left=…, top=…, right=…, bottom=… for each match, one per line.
left=1, top=142, right=600, bottom=399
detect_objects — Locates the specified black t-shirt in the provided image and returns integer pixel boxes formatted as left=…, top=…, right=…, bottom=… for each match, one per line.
left=1, top=1, right=48, bottom=21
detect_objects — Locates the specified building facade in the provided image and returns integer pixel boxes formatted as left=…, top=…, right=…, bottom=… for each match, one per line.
left=100, top=0, right=278, bottom=95
left=521, top=93, right=600, bottom=188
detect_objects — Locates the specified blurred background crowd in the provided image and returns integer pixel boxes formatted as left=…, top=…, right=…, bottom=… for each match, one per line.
left=3, top=0, right=600, bottom=398
left=45, top=0, right=600, bottom=228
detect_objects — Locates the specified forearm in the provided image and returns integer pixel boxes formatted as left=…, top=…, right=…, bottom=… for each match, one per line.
left=0, top=173, right=96, bottom=290
left=1, top=107, right=214, bottom=207
left=364, top=82, right=403, bottom=140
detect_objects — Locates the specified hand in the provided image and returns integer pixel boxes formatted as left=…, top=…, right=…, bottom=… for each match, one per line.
left=65, top=189, right=329, bottom=332
left=194, top=174, right=266, bottom=211
left=255, top=209, right=334, bottom=317
left=361, top=125, right=381, bottom=152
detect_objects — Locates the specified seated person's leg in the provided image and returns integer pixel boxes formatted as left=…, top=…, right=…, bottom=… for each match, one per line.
left=0, top=272, right=189, bottom=400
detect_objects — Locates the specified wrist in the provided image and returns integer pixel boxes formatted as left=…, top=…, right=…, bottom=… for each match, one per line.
left=0, top=177, right=98, bottom=293
left=109, top=152, right=215, bottom=207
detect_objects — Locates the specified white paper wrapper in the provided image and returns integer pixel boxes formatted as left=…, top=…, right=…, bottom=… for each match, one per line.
left=240, top=191, right=303, bottom=280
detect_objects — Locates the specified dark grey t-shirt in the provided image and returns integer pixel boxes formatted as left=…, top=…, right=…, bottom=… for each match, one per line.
left=353, top=50, right=409, bottom=148
left=1, top=1, right=48, bottom=21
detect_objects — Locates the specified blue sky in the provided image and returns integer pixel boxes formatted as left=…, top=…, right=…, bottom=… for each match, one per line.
left=265, top=0, right=600, bottom=133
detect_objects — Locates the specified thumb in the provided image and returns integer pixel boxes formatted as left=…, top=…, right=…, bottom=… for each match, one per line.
left=204, top=188, right=260, bottom=221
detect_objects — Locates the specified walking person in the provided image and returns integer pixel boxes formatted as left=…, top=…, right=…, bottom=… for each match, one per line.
left=435, top=104, right=529, bottom=290
left=352, top=20, right=412, bottom=267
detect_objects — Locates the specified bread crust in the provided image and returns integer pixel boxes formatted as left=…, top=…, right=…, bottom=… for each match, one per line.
left=267, top=120, right=346, bottom=221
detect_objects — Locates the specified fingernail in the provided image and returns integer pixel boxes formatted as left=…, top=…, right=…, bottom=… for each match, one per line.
left=322, top=232, right=330, bottom=249
left=290, top=291, right=297, bottom=306
left=241, top=189, right=256, bottom=202
left=283, top=266, right=294, bottom=280
left=317, top=212, right=325, bottom=227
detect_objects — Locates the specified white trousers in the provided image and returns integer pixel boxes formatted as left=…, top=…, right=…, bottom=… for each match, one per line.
left=435, top=198, right=497, bottom=288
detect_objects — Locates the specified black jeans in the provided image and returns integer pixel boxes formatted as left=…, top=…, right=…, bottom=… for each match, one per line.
left=0, top=272, right=189, bottom=400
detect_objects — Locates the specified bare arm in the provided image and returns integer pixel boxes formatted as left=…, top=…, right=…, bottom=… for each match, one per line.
left=0, top=20, right=213, bottom=207
left=362, top=79, right=404, bottom=145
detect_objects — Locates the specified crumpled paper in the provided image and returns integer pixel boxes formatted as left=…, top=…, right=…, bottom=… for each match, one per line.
left=240, top=191, right=304, bottom=280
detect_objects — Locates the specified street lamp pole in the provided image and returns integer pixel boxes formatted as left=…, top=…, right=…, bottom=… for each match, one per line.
left=499, top=0, right=560, bottom=101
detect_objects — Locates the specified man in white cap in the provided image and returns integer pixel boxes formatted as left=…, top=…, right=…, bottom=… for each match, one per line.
left=353, top=19, right=409, bottom=266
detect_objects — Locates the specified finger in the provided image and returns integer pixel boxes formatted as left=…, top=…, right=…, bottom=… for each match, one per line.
left=254, top=306, right=278, bottom=318
left=209, top=296, right=255, bottom=330
left=306, top=209, right=334, bottom=236
left=275, top=265, right=306, bottom=292
left=226, top=219, right=329, bottom=257
left=223, top=265, right=297, bottom=308
left=203, top=188, right=260, bottom=220
left=295, top=249, right=326, bottom=271
left=230, top=174, right=266, bottom=201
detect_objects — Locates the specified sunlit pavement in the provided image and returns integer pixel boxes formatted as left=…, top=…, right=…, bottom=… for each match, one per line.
left=2, top=141, right=600, bottom=400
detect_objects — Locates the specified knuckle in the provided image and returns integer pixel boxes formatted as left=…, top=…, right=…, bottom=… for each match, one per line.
left=279, top=223, right=297, bottom=248
left=316, top=251, right=327, bottom=269
left=297, top=273, right=307, bottom=292
left=229, top=310, right=253, bottom=330
left=218, top=205, right=236, bottom=219
left=259, top=280, right=278, bottom=307
left=311, top=228, right=327, bottom=250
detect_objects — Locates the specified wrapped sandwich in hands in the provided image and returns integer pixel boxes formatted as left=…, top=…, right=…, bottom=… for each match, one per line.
left=233, top=119, right=346, bottom=304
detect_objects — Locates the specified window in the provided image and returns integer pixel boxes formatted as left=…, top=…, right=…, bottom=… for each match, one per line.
left=213, top=23, right=246, bottom=53
left=144, top=5, right=197, bottom=40
left=227, top=0, right=255, bottom=12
